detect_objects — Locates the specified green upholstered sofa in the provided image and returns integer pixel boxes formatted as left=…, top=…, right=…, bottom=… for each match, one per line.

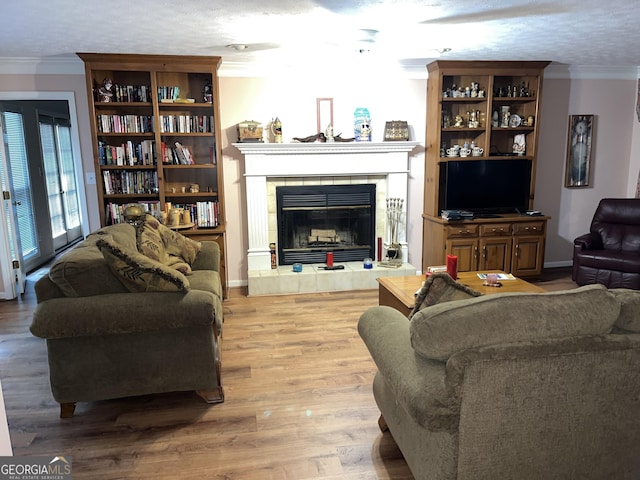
left=30, top=218, right=224, bottom=417
left=359, top=281, right=640, bottom=480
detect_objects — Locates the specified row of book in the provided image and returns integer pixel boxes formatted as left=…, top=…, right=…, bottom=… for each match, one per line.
left=161, top=141, right=194, bottom=165
left=193, top=201, right=220, bottom=228
left=105, top=201, right=161, bottom=225
left=98, top=140, right=157, bottom=166
left=159, top=115, right=214, bottom=133
left=168, top=202, right=220, bottom=228
left=97, top=115, right=154, bottom=134
left=102, top=170, right=158, bottom=195
left=157, top=86, right=180, bottom=102
left=100, top=84, right=151, bottom=103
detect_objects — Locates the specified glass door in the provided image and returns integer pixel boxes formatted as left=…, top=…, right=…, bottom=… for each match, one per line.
left=39, top=115, right=82, bottom=250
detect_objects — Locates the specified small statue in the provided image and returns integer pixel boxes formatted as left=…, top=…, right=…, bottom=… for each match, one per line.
left=325, top=124, right=334, bottom=142
left=271, top=117, right=283, bottom=143
left=292, top=133, right=326, bottom=143
left=97, top=77, right=113, bottom=102
left=454, top=114, right=464, bottom=128
left=203, top=83, right=212, bottom=103
left=333, top=134, right=354, bottom=142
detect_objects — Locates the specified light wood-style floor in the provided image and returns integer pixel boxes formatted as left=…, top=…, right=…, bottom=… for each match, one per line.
left=0, top=268, right=576, bottom=479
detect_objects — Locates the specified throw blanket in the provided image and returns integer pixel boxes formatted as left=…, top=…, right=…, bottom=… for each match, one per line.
left=137, top=215, right=202, bottom=274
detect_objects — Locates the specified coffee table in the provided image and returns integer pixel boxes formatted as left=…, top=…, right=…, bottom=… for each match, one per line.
left=377, top=271, right=546, bottom=316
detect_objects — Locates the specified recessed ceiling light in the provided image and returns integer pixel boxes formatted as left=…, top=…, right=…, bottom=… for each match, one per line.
left=226, top=44, right=249, bottom=51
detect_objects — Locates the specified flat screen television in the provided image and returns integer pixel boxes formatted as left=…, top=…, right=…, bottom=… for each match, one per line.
left=439, top=159, right=532, bottom=215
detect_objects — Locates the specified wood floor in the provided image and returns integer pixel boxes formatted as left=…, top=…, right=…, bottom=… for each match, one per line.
left=0, top=268, right=576, bottom=479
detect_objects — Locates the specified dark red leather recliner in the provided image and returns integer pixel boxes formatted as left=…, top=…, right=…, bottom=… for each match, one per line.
left=573, top=198, right=640, bottom=289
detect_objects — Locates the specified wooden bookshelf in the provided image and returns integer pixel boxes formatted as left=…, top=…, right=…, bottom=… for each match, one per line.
left=78, top=53, right=228, bottom=297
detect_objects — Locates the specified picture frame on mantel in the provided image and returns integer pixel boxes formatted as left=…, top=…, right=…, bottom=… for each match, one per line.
left=565, top=114, right=594, bottom=188
left=316, top=98, right=333, bottom=134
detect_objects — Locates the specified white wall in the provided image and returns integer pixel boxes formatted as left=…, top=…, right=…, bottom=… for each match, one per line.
left=219, top=68, right=426, bottom=287
left=536, top=69, right=637, bottom=266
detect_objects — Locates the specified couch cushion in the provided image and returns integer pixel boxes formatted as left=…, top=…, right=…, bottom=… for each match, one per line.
left=609, top=288, right=640, bottom=332
left=97, top=238, right=190, bottom=293
left=410, top=284, right=620, bottom=361
left=48, top=224, right=136, bottom=297
left=408, top=272, right=483, bottom=320
left=189, top=270, right=222, bottom=300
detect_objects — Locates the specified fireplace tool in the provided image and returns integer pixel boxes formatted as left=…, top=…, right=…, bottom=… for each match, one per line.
left=379, top=197, right=403, bottom=268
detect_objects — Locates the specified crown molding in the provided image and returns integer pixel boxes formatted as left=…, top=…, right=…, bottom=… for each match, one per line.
left=544, top=63, right=637, bottom=80
left=1, top=56, right=637, bottom=81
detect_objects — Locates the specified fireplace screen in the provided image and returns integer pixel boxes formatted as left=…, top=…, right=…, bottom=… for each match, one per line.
left=276, top=184, right=375, bottom=265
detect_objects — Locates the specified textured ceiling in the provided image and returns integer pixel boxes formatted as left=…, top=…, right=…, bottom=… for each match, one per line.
left=1, top=0, right=638, bottom=74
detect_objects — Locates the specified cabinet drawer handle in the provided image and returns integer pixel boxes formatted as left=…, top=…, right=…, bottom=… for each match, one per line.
left=524, top=227, right=538, bottom=232
left=458, top=229, right=471, bottom=234
left=490, top=228, right=506, bottom=233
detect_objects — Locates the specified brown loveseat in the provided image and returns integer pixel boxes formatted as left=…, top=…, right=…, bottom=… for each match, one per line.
left=30, top=216, right=224, bottom=417
left=359, top=279, right=640, bottom=479
left=573, top=197, right=640, bottom=289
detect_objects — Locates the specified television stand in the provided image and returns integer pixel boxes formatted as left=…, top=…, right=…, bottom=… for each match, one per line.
left=422, top=214, right=549, bottom=278
left=473, top=213, right=501, bottom=219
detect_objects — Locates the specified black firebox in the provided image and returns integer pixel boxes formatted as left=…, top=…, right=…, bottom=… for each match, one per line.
left=276, top=184, right=376, bottom=265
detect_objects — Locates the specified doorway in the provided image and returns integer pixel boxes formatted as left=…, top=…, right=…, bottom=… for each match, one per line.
left=1, top=99, right=84, bottom=275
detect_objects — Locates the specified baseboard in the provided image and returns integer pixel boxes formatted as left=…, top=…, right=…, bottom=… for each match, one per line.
left=543, top=260, right=573, bottom=269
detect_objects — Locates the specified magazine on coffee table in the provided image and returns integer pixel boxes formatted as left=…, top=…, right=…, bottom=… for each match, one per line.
left=477, top=273, right=516, bottom=280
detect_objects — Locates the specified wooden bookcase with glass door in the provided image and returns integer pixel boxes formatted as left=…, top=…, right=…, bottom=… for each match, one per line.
left=422, top=60, right=550, bottom=279
left=78, top=53, right=228, bottom=297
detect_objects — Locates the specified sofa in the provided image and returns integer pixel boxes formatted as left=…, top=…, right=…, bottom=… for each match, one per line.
left=358, top=277, right=640, bottom=480
left=573, top=197, right=640, bottom=289
left=30, top=215, right=224, bottom=417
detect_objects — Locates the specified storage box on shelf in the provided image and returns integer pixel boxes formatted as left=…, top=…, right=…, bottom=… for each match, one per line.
left=423, top=61, right=550, bottom=278
left=78, top=53, right=228, bottom=297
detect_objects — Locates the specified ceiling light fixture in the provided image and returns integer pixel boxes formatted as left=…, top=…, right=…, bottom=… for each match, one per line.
left=226, top=44, right=249, bottom=51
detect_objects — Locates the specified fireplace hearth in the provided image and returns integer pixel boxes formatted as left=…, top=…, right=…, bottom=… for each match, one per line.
left=277, top=184, right=375, bottom=264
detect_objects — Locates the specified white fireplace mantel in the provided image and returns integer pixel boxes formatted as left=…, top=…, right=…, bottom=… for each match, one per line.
left=234, top=141, right=420, bottom=282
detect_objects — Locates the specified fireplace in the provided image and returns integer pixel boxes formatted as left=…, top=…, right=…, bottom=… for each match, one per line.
left=234, top=141, right=419, bottom=295
left=277, top=184, right=375, bottom=264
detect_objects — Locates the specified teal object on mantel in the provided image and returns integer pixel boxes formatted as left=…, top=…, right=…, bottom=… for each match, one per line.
left=354, top=107, right=371, bottom=142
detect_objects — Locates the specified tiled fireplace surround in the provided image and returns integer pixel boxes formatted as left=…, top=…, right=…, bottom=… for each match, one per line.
left=234, top=142, right=419, bottom=295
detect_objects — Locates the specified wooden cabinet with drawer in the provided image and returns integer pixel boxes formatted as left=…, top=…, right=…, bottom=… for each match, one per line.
left=424, top=215, right=547, bottom=278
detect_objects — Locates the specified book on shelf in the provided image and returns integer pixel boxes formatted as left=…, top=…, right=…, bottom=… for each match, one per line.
left=105, top=201, right=161, bottom=225
left=102, top=170, right=158, bottom=195
left=159, top=114, right=215, bottom=133
left=171, top=142, right=193, bottom=165
left=210, top=144, right=217, bottom=165
left=196, top=201, right=219, bottom=228
left=173, top=142, right=188, bottom=164
left=100, top=140, right=156, bottom=166
left=157, top=86, right=180, bottom=102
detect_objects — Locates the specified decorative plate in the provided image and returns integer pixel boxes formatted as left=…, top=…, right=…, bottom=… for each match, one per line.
left=509, top=114, right=522, bottom=128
